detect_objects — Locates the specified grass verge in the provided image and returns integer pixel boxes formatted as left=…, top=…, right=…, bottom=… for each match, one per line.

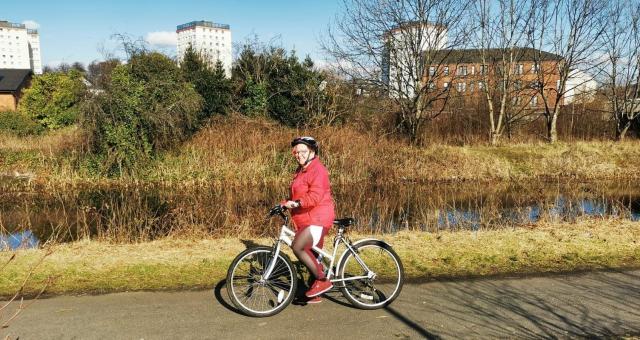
left=1, top=218, right=638, bottom=297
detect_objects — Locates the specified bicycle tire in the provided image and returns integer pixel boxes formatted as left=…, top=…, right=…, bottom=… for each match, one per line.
left=226, top=246, right=298, bottom=317
left=337, top=240, right=404, bottom=309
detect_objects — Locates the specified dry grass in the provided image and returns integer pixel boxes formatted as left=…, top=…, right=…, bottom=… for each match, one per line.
left=1, top=117, right=639, bottom=184
left=1, top=218, right=638, bottom=297
left=144, top=116, right=640, bottom=185
left=0, top=126, right=82, bottom=154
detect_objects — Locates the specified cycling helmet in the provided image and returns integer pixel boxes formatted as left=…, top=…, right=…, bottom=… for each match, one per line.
left=291, top=136, right=318, bottom=153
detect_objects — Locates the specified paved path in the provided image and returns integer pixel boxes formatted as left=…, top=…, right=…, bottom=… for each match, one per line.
left=3, top=270, right=640, bottom=339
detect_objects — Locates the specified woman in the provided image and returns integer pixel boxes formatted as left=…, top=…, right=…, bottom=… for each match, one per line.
left=282, top=136, right=335, bottom=303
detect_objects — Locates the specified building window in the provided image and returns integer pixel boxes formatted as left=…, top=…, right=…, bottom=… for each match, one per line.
left=457, top=66, right=468, bottom=76
left=513, top=80, right=522, bottom=91
left=478, top=81, right=486, bottom=90
left=444, top=66, right=449, bottom=76
left=529, top=80, right=543, bottom=90
left=429, top=66, right=436, bottom=76
left=443, top=82, right=449, bottom=89
left=479, top=65, right=488, bottom=75
left=530, top=96, right=538, bottom=106
left=456, top=82, right=466, bottom=92
left=515, top=64, right=523, bottom=75
left=469, top=82, right=475, bottom=92
left=531, top=63, right=539, bottom=73
left=427, top=82, right=436, bottom=91
left=511, top=96, right=521, bottom=105
left=471, top=65, right=475, bottom=75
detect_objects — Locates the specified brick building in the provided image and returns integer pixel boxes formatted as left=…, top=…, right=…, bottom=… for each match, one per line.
left=424, top=48, right=564, bottom=111
left=0, top=68, right=32, bottom=111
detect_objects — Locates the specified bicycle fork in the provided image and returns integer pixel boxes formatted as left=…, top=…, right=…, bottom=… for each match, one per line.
left=262, top=225, right=293, bottom=281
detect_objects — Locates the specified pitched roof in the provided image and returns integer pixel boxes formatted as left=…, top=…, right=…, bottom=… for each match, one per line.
left=428, top=47, right=563, bottom=64
left=0, top=69, right=32, bottom=92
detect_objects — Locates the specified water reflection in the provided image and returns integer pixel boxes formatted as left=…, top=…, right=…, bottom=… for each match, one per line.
left=0, top=230, right=39, bottom=250
left=431, top=195, right=640, bottom=231
left=0, top=180, right=638, bottom=241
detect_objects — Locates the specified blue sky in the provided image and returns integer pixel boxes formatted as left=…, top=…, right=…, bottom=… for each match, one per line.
left=4, top=0, right=340, bottom=67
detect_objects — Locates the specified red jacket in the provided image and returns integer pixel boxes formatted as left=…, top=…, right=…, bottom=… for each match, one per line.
left=288, top=158, right=335, bottom=229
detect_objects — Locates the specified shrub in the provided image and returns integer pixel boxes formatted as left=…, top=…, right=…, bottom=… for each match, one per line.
left=232, top=40, right=337, bottom=127
left=180, top=46, right=232, bottom=118
left=240, top=76, right=268, bottom=116
left=82, top=52, right=202, bottom=176
left=19, top=69, right=86, bottom=130
left=0, top=111, right=43, bottom=136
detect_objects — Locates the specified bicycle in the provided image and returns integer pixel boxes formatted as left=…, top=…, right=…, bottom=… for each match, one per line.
left=226, top=205, right=404, bottom=317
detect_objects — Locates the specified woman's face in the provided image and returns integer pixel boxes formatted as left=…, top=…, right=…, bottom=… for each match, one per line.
left=292, top=144, right=314, bottom=166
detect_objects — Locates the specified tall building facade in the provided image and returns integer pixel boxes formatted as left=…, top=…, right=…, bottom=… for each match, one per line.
left=176, top=20, right=231, bottom=77
left=0, top=21, right=42, bottom=74
left=383, top=22, right=448, bottom=98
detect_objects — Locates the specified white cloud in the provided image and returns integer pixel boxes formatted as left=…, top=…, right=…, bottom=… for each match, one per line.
left=22, top=20, right=40, bottom=30
left=146, top=31, right=177, bottom=47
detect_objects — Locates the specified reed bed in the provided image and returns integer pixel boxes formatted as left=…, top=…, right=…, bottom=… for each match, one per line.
left=0, top=178, right=638, bottom=243
left=0, top=116, right=639, bottom=242
left=1, top=116, right=640, bottom=184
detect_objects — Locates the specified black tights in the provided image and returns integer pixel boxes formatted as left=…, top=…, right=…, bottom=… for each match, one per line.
left=292, top=228, right=325, bottom=280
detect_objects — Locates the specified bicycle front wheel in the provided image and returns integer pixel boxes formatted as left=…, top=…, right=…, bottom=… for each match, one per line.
left=338, top=240, right=404, bottom=309
left=226, top=246, right=298, bottom=317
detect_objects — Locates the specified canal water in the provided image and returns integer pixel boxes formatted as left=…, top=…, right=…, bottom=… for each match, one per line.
left=0, top=179, right=638, bottom=248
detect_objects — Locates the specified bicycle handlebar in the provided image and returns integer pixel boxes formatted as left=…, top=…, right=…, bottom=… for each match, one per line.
left=268, top=205, right=289, bottom=224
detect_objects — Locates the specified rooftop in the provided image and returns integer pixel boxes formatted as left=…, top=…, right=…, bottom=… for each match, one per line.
left=0, top=21, right=25, bottom=29
left=427, top=47, right=563, bottom=64
left=176, top=21, right=230, bottom=32
left=0, top=21, right=38, bottom=34
left=0, top=69, right=32, bottom=92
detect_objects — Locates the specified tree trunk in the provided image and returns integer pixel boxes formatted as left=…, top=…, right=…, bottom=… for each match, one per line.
left=548, top=113, right=558, bottom=143
left=490, top=132, right=500, bottom=146
left=617, top=120, right=631, bottom=141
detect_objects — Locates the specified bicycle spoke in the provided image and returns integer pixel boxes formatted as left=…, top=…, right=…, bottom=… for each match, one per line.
left=339, top=243, right=403, bottom=308
left=228, top=248, right=297, bottom=316
left=266, top=280, right=290, bottom=291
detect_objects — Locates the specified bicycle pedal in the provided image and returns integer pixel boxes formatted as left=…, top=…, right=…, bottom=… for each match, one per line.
left=360, top=293, right=374, bottom=300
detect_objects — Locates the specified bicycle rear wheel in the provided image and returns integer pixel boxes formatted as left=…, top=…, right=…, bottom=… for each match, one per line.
left=338, top=240, right=404, bottom=309
left=226, top=246, right=298, bottom=317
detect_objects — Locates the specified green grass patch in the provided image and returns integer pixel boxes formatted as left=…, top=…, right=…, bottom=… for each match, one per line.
left=1, top=219, right=639, bottom=297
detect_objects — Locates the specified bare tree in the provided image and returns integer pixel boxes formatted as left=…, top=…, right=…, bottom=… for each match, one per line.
left=527, top=0, right=607, bottom=143
left=86, top=59, right=121, bottom=89
left=599, top=0, right=640, bottom=140
left=322, top=0, right=471, bottom=144
left=472, top=0, right=537, bottom=145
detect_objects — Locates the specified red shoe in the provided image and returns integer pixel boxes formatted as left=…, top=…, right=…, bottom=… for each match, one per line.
left=307, top=296, right=322, bottom=304
left=305, top=279, right=333, bottom=298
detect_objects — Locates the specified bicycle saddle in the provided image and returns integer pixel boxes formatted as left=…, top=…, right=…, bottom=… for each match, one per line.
left=333, top=218, right=355, bottom=227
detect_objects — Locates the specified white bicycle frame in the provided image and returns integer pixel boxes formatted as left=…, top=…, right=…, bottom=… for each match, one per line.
left=262, top=224, right=375, bottom=284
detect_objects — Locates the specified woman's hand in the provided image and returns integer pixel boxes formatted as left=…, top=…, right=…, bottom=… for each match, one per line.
left=283, top=200, right=300, bottom=209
